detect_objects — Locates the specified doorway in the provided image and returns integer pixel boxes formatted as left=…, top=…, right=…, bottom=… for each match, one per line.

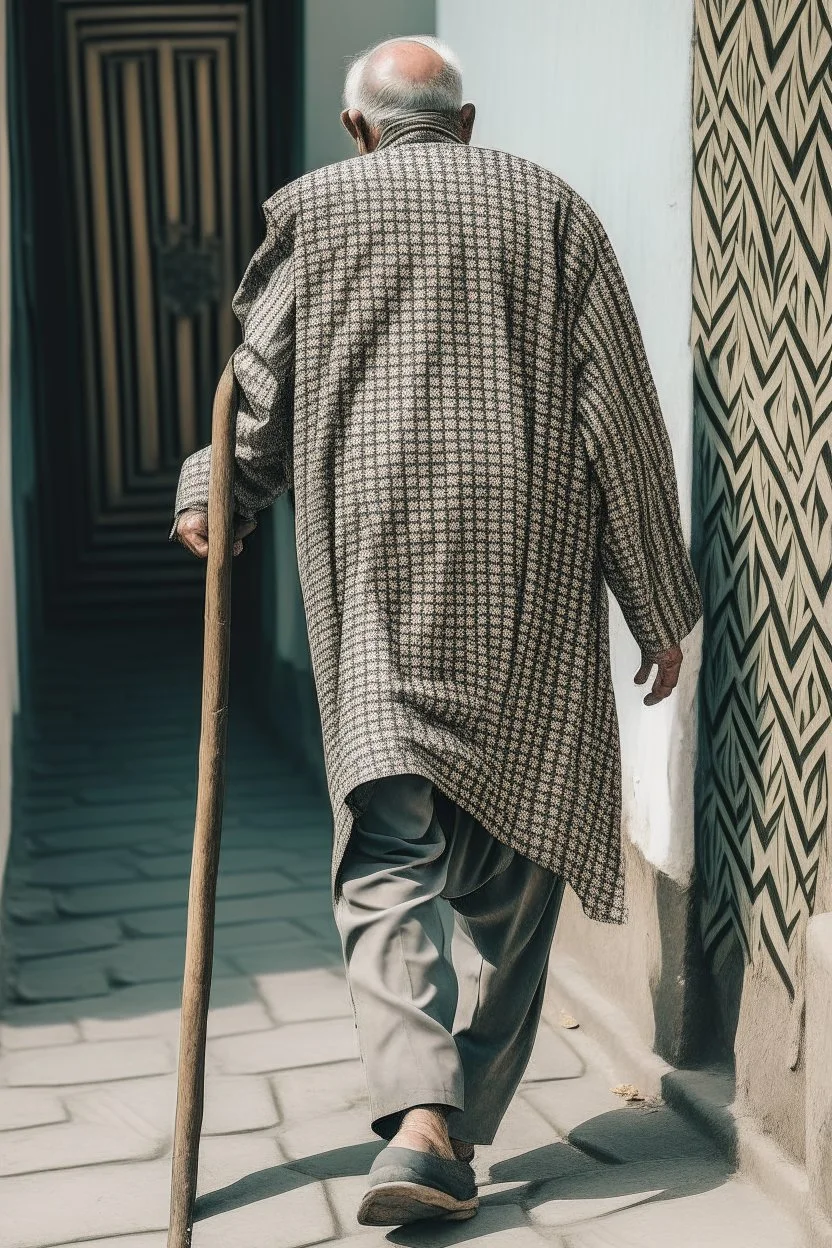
left=12, top=0, right=300, bottom=623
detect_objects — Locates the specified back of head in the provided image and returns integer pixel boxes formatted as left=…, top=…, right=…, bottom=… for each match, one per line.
left=343, top=35, right=463, bottom=129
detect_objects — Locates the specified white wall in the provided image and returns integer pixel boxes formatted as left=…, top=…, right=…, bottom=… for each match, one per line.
left=438, top=0, right=700, bottom=884
left=0, top=0, right=20, bottom=895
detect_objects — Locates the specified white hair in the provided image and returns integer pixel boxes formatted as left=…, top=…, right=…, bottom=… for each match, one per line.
left=343, top=35, right=463, bottom=128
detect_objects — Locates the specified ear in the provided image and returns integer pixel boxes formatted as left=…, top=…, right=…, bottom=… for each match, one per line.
left=341, top=108, right=376, bottom=154
left=460, top=103, right=476, bottom=144
left=341, top=108, right=361, bottom=142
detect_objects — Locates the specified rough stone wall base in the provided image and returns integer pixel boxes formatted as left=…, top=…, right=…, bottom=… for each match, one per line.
left=544, top=948, right=832, bottom=1247
left=806, top=913, right=832, bottom=1234
left=550, top=833, right=712, bottom=1068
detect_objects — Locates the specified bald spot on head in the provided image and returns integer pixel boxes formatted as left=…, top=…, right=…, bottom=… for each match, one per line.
left=363, top=39, right=447, bottom=95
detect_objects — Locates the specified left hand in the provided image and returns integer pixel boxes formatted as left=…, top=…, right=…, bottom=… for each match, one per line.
left=634, top=645, right=683, bottom=706
left=175, top=509, right=257, bottom=559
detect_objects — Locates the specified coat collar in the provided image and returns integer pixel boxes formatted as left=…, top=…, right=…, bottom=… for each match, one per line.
left=375, top=111, right=466, bottom=151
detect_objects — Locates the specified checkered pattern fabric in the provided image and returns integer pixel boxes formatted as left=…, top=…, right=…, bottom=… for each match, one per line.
left=171, top=117, right=702, bottom=923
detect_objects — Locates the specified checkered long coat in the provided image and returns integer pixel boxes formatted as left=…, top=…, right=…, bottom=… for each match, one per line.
left=171, top=114, right=702, bottom=923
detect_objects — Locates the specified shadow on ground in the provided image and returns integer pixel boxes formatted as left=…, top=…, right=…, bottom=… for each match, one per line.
left=196, top=1119, right=731, bottom=1243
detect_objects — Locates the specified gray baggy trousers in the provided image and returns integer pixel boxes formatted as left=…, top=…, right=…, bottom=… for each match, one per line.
left=333, top=773, right=566, bottom=1145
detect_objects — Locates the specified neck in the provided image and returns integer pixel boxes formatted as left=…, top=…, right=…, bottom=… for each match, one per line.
left=375, top=110, right=464, bottom=150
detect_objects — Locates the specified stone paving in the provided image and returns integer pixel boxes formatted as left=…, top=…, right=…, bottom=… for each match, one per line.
left=0, top=628, right=805, bottom=1247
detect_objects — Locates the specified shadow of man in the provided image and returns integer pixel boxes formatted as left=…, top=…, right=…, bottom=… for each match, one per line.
left=195, top=1105, right=730, bottom=1241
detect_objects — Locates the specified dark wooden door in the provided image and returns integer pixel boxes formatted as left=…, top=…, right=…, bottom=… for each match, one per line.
left=16, top=0, right=297, bottom=618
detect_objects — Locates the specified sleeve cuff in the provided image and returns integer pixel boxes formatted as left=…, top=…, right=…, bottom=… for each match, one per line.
left=168, top=446, right=212, bottom=542
left=635, top=586, right=704, bottom=656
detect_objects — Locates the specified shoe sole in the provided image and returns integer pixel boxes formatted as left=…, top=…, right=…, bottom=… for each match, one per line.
left=357, top=1181, right=479, bottom=1226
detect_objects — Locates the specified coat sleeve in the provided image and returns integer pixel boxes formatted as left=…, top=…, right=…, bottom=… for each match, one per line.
left=572, top=211, right=702, bottom=656
left=168, top=188, right=296, bottom=540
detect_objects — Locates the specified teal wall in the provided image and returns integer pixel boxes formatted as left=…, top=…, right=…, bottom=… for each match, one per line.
left=1, top=0, right=39, bottom=914
left=302, top=0, right=436, bottom=172
left=7, top=0, right=37, bottom=703
left=0, top=0, right=15, bottom=903
left=260, top=1, right=436, bottom=783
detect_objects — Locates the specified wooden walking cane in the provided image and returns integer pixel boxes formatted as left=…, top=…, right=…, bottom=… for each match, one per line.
left=168, top=359, right=238, bottom=1248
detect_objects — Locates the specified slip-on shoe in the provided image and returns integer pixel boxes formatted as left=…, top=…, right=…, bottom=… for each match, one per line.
left=357, top=1145, right=478, bottom=1226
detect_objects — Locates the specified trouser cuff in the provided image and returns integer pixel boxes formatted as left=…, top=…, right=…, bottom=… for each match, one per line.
left=443, top=1106, right=504, bottom=1147
left=370, top=1088, right=465, bottom=1140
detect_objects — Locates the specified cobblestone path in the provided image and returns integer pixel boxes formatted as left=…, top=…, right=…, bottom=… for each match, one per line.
left=0, top=629, right=804, bottom=1247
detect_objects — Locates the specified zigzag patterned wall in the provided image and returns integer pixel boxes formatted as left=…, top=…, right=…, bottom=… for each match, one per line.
left=692, top=0, right=832, bottom=996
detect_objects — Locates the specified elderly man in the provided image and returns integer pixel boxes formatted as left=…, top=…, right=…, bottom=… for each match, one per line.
left=170, top=35, right=702, bottom=1227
